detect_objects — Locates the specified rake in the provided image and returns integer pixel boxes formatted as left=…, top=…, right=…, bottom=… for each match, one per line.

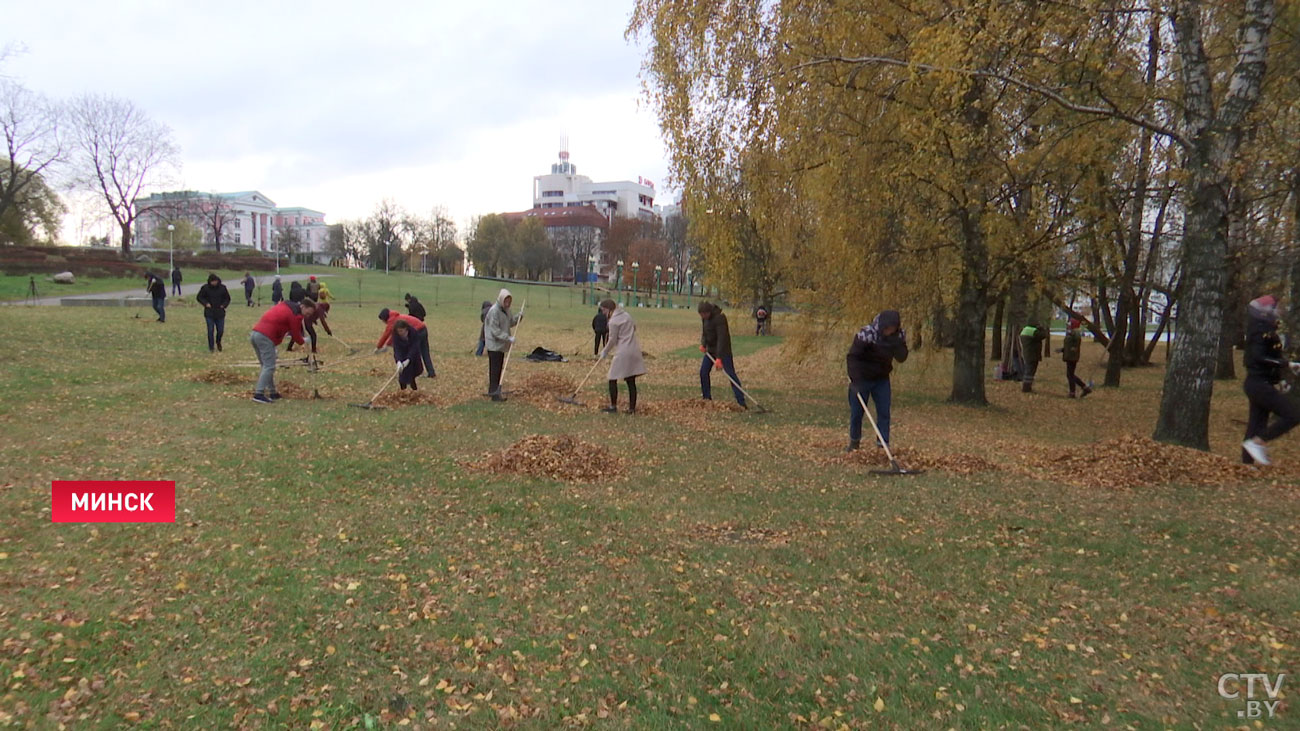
left=854, top=391, right=922, bottom=476
left=329, top=331, right=359, bottom=354
left=350, top=362, right=400, bottom=410
left=716, top=365, right=769, bottom=414
left=557, top=351, right=607, bottom=406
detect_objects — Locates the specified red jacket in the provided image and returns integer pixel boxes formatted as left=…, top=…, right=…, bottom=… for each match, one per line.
left=376, top=311, right=426, bottom=348
left=253, top=302, right=305, bottom=346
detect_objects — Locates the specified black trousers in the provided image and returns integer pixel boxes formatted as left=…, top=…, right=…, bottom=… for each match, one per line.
left=1244, top=376, right=1300, bottom=460
left=1065, top=360, right=1087, bottom=393
left=487, top=350, right=506, bottom=394
left=608, top=376, right=638, bottom=410
left=594, top=331, right=608, bottom=355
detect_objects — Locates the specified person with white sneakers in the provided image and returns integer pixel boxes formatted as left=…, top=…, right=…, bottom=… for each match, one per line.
left=1241, top=295, right=1300, bottom=465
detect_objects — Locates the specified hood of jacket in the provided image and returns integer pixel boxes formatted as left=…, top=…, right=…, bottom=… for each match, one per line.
left=205, top=273, right=222, bottom=286
left=496, top=288, right=512, bottom=308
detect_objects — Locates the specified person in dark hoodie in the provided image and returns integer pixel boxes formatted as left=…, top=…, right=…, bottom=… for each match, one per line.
left=845, top=310, right=909, bottom=451
left=288, top=299, right=331, bottom=354
left=404, top=293, right=427, bottom=321
left=171, top=265, right=183, bottom=296
left=195, top=273, right=231, bottom=352
left=271, top=275, right=283, bottom=303
left=145, top=272, right=167, bottom=322
left=592, top=306, right=609, bottom=356
left=1058, top=318, right=1092, bottom=398
left=476, top=300, right=492, bottom=356
left=698, top=301, right=746, bottom=408
left=289, top=280, right=306, bottom=303
left=1018, top=321, right=1048, bottom=393
left=376, top=308, right=435, bottom=377
left=391, top=319, right=425, bottom=390
left=1241, top=295, right=1300, bottom=466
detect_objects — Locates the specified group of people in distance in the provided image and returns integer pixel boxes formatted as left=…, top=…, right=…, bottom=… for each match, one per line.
left=148, top=272, right=1300, bottom=466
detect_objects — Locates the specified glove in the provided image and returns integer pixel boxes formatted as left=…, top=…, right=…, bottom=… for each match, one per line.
left=897, top=327, right=907, bottom=342
left=1291, top=362, right=1300, bottom=376
left=1280, top=382, right=1293, bottom=394
left=714, top=358, right=723, bottom=371
left=398, top=360, right=409, bottom=370
left=508, top=336, right=515, bottom=343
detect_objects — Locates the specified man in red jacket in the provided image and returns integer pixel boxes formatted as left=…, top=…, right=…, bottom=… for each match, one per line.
left=375, top=307, right=435, bottom=378
left=249, top=299, right=315, bottom=403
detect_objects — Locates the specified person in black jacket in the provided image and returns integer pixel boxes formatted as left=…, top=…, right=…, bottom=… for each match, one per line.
left=145, top=272, right=167, bottom=322
left=240, top=272, right=256, bottom=306
left=391, top=319, right=425, bottom=390
left=476, top=300, right=491, bottom=356
left=195, top=273, right=231, bottom=352
left=271, top=275, right=283, bottom=303
left=845, top=310, right=909, bottom=451
left=1241, top=296, right=1300, bottom=465
left=592, top=306, right=609, bottom=356
left=698, top=301, right=745, bottom=407
left=171, top=266, right=183, bottom=295
left=289, top=280, right=306, bottom=303
left=405, top=293, right=427, bottom=321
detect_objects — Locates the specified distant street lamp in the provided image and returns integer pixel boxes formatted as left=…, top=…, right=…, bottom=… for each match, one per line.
left=631, top=262, right=640, bottom=307
left=588, top=254, right=598, bottom=305
left=666, top=267, right=674, bottom=308
left=654, top=265, right=662, bottom=308
left=166, top=223, right=176, bottom=275
left=615, top=260, right=624, bottom=305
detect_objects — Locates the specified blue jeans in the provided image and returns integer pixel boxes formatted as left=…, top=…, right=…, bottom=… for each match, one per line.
left=475, top=335, right=485, bottom=356
left=848, top=379, right=892, bottom=445
left=152, top=295, right=166, bottom=321
left=205, top=313, right=225, bottom=350
left=700, top=355, right=745, bottom=406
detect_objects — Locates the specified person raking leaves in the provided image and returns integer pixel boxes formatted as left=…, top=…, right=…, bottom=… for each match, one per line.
left=195, top=272, right=231, bottom=353
left=698, top=300, right=746, bottom=409
left=1241, top=295, right=1300, bottom=466
left=249, top=298, right=315, bottom=404
left=390, top=319, right=425, bottom=390
left=289, top=301, right=333, bottom=356
left=1018, top=321, right=1048, bottom=394
left=375, top=307, right=435, bottom=379
left=598, top=299, right=646, bottom=414
left=483, top=289, right=521, bottom=401
left=845, top=310, right=908, bottom=452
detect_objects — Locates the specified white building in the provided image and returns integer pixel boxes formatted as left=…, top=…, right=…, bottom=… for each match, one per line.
left=134, top=190, right=331, bottom=263
left=531, top=148, right=657, bottom=221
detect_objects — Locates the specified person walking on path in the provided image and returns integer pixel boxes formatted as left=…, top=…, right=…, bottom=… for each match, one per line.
left=196, top=273, right=231, bottom=352
left=145, top=272, right=167, bottom=322
left=1059, top=319, right=1092, bottom=398
left=391, top=319, right=425, bottom=390
left=592, top=306, right=609, bottom=356
left=249, top=299, right=313, bottom=403
left=271, top=275, right=283, bottom=304
left=476, top=300, right=492, bottom=357
left=1241, top=295, right=1300, bottom=465
left=698, top=301, right=746, bottom=408
left=171, top=266, right=182, bottom=296
left=375, top=308, right=435, bottom=378
left=845, top=310, right=909, bottom=451
left=1018, top=321, right=1048, bottom=393
left=483, top=289, right=521, bottom=401
left=240, top=272, right=256, bottom=306
left=598, top=299, right=646, bottom=414
left=405, top=293, right=427, bottom=321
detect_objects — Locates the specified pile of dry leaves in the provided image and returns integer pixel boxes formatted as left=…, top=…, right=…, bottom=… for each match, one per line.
left=467, top=434, right=625, bottom=483
left=834, top=446, right=1000, bottom=475
left=371, top=390, right=438, bottom=408
left=1026, top=434, right=1259, bottom=489
left=191, top=369, right=246, bottom=386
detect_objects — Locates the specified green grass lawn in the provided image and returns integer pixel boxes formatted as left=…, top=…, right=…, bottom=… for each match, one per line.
left=0, top=272, right=1296, bottom=728
left=0, top=267, right=320, bottom=303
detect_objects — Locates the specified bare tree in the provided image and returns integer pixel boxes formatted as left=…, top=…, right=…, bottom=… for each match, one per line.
left=67, top=94, right=179, bottom=254
left=0, top=80, right=64, bottom=227
left=198, top=193, right=237, bottom=252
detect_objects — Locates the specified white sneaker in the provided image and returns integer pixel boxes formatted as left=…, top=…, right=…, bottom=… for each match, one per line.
left=1242, top=439, right=1271, bottom=465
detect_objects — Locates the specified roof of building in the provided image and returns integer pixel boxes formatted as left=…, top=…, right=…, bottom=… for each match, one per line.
left=503, top=206, right=610, bottom=229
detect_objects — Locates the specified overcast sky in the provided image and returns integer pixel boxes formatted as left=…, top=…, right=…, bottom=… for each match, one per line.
left=4, top=0, right=672, bottom=240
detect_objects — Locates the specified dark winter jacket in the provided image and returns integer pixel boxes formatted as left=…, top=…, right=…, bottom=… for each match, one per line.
left=592, top=310, right=608, bottom=334
left=392, top=330, right=425, bottom=385
left=242, top=275, right=255, bottom=293
left=700, top=304, right=733, bottom=358
left=171, top=268, right=182, bottom=285
left=1244, top=314, right=1287, bottom=383
left=478, top=300, right=492, bottom=339
left=289, top=281, right=306, bottom=303
left=146, top=275, right=165, bottom=299
left=1019, top=324, right=1048, bottom=363
left=196, top=279, right=231, bottom=320
left=271, top=279, right=283, bottom=303
left=406, top=296, right=427, bottom=321
left=1061, top=330, right=1082, bottom=363
left=847, top=310, right=908, bottom=383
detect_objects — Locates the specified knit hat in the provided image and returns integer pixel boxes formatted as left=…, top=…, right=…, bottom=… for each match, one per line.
left=1248, top=295, right=1278, bottom=321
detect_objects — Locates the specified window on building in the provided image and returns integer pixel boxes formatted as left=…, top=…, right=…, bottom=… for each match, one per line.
left=235, top=233, right=242, bottom=243
left=234, top=218, right=241, bottom=229
left=541, top=190, right=564, bottom=198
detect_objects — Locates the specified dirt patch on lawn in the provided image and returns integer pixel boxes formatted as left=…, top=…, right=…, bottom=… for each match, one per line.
left=465, top=434, right=625, bottom=483
left=191, top=369, right=246, bottom=386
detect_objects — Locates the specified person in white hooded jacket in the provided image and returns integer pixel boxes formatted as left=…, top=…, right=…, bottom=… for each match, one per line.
left=483, top=288, right=521, bottom=401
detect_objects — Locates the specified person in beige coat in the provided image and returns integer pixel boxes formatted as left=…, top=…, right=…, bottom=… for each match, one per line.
left=598, top=299, right=646, bottom=413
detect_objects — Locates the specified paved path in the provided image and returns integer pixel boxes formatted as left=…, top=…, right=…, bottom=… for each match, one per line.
left=8, top=273, right=336, bottom=306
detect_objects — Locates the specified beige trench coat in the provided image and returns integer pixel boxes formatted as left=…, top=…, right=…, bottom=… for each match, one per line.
left=601, top=307, right=647, bottom=380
